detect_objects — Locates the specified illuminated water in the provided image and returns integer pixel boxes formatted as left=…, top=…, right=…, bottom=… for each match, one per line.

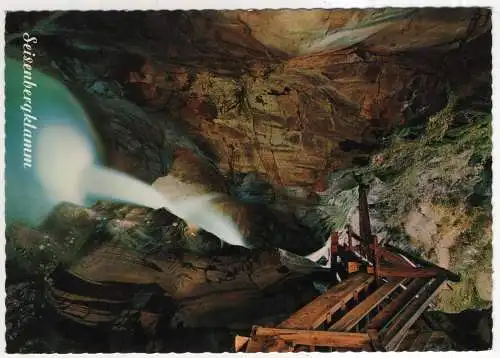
left=5, top=57, right=247, bottom=248
left=35, top=124, right=248, bottom=248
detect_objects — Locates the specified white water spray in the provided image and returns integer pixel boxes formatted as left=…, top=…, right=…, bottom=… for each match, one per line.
left=35, top=125, right=336, bottom=256
left=35, top=124, right=248, bottom=248
left=81, top=166, right=170, bottom=210
left=36, top=125, right=94, bottom=205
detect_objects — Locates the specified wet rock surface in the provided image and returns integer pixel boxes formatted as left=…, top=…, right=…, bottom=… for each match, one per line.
left=6, top=201, right=323, bottom=352
left=423, top=308, right=493, bottom=350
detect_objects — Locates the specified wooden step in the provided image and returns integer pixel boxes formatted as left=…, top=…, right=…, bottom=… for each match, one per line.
left=251, top=327, right=372, bottom=351
left=367, top=278, right=428, bottom=330
left=381, top=276, right=446, bottom=351
left=328, top=278, right=408, bottom=332
left=278, top=273, right=374, bottom=330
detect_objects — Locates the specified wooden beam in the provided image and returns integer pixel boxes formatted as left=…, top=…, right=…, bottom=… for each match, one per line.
left=348, top=261, right=361, bottom=273
left=378, top=247, right=415, bottom=268
left=253, top=327, right=372, bottom=350
left=278, top=273, right=374, bottom=330
left=330, top=231, right=340, bottom=276
left=378, top=266, right=442, bottom=278
left=382, top=277, right=446, bottom=351
left=368, top=278, right=428, bottom=330
left=347, top=229, right=371, bottom=246
left=328, top=278, right=407, bottom=332
left=384, top=244, right=461, bottom=282
left=373, top=234, right=381, bottom=286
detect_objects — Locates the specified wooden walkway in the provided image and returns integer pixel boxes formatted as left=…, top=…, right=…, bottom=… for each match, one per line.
left=236, top=273, right=448, bottom=352
left=235, top=185, right=459, bottom=352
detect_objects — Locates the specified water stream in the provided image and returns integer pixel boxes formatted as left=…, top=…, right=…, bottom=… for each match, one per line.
left=35, top=124, right=249, bottom=248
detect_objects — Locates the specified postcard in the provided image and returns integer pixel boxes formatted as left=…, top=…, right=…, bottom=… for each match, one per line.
left=3, top=6, right=493, bottom=353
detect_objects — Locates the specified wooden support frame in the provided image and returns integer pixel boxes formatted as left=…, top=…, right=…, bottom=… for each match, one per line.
left=235, top=184, right=461, bottom=353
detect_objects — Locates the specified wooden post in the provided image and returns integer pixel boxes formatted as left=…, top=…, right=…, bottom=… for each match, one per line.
left=373, top=235, right=380, bottom=287
left=358, top=185, right=379, bottom=286
left=330, top=231, right=339, bottom=279
left=358, top=185, right=372, bottom=244
left=347, top=225, right=353, bottom=251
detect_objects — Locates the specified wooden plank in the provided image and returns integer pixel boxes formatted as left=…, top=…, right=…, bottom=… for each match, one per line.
left=278, top=273, right=375, bottom=329
left=328, top=278, right=407, bottom=332
left=382, top=277, right=446, bottom=351
left=379, top=266, right=442, bottom=278
left=254, top=327, right=372, bottom=349
left=368, top=278, right=428, bottom=330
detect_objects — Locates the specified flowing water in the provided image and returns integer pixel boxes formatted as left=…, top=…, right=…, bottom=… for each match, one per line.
left=34, top=124, right=248, bottom=248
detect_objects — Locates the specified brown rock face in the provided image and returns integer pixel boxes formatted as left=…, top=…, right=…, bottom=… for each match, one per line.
left=110, top=9, right=491, bottom=189
left=6, top=9, right=490, bottom=192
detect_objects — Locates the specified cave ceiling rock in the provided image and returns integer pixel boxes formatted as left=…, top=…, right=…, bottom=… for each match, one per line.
left=5, top=9, right=491, bottom=252
left=15, top=8, right=490, bottom=192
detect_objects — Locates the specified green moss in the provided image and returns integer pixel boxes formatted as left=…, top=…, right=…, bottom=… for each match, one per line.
left=334, top=88, right=492, bottom=311
left=439, top=266, right=491, bottom=313
left=361, top=89, right=491, bottom=228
